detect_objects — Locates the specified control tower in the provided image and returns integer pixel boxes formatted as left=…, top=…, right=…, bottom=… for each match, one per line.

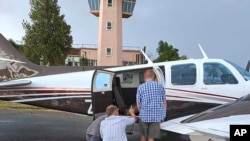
left=88, top=0, right=136, bottom=66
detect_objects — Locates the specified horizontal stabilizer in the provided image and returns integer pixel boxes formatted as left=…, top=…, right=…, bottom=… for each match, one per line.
left=0, top=80, right=31, bottom=87
left=0, top=57, right=27, bottom=64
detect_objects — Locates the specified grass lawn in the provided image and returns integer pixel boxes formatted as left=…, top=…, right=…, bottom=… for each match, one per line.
left=0, top=100, right=45, bottom=110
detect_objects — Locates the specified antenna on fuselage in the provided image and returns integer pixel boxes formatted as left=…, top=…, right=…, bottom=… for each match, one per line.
left=140, top=49, right=153, bottom=64
left=246, top=60, right=250, bottom=72
left=198, top=44, right=208, bottom=59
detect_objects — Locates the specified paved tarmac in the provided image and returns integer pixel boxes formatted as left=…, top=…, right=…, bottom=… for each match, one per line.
left=0, top=109, right=168, bottom=141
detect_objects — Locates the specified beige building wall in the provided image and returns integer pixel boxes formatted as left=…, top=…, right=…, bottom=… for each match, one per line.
left=66, top=47, right=144, bottom=67
left=81, top=48, right=97, bottom=60
left=81, top=48, right=143, bottom=66
left=122, top=50, right=144, bottom=65
left=97, top=0, right=123, bottom=66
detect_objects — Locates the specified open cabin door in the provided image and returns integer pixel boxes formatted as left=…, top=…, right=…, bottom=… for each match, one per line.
left=91, top=70, right=115, bottom=119
left=153, top=66, right=166, bottom=87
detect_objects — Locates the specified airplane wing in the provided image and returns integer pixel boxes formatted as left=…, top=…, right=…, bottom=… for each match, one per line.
left=161, top=114, right=250, bottom=140
left=0, top=80, right=31, bottom=87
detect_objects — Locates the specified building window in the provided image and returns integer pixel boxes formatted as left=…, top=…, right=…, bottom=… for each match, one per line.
left=88, top=59, right=97, bottom=66
left=107, top=21, right=112, bottom=30
left=107, top=0, right=113, bottom=7
left=106, top=48, right=112, bottom=56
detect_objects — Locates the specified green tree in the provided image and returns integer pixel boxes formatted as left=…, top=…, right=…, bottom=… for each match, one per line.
left=180, top=55, right=187, bottom=60
left=79, top=57, right=88, bottom=66
left=154, top=40, right=180, bottom=62
left=22, top=0, right=72, bottom=65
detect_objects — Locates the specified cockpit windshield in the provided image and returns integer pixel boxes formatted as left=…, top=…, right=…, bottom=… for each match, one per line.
left=226, top=60, right=250, bottom=81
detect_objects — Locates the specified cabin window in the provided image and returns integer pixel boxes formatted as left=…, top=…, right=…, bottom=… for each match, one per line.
left=95, top=73, right=111, bottom=89
left=107, top=21, right=112, bottom=30
left=116, top=71, right=138, bottom=87
left=117, top=67, right=165, bottom=87
left=122, top=72, right=133, bottom=84
left=203, top=63, right=238, bottom=84
left=171, top=64, right=196, bottom=85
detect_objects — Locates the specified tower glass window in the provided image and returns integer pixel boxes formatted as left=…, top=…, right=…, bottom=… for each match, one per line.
left=107, top=21, right=112, bottom=30
left=106, top=48, right=112, bottom=56
left=107, top=0, right=113, bottom=7
left=122, top=0, right=136, bottom=13
left=88, top=0, right=100, bottom=11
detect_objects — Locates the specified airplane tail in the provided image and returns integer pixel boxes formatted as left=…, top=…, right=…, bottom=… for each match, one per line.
left=0, top=33, right=103, bottom=81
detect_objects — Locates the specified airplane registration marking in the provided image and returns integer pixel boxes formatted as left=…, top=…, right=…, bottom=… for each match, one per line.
left=85, top=99, right=92, bottom=114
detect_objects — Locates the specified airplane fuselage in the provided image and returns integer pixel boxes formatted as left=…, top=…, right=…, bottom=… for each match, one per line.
left=0, top=58, right=250, bottom=120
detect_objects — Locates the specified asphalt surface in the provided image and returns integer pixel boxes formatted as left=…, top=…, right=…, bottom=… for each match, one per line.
left=0, top=109, right=168, bottom=141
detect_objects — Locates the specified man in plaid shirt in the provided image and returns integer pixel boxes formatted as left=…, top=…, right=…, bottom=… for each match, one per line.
left=136, top=69, right=167, bottom=141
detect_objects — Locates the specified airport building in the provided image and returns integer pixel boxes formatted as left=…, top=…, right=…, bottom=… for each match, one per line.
left=65, top=45, right=145, bottom=66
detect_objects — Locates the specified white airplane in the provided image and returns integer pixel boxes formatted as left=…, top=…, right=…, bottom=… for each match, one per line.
left=0, top=40, right=250, bottom=121
left=160, top=93, right=250, bottom=141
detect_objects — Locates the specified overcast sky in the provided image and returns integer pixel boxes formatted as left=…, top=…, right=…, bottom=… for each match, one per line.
left=0, top=0, right=249, bottom=67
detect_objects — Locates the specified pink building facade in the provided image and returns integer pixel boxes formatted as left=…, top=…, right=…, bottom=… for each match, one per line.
left=65, top=46, right=145, bottom=66
left=88, top=0, right=136, bottom=66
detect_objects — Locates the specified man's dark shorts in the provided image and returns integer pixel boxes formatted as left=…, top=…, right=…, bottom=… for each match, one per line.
left=138, top=118, right=161, bottom=138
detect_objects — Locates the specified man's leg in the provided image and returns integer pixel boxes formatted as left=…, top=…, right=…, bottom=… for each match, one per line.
left=138, top=119, right=149, bottom=141
left=148, top=137, right=154, bottom=141
left=148, top=122, right=161, bottom=140
left=86, top=134, right=91, bottom=141
left=140, top=135, right=147, bottom=141
left=90, top=136, right=102, bottom=141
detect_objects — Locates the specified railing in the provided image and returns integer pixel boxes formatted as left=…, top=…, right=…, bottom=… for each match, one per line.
left=72, top=44, right=142, bottom=51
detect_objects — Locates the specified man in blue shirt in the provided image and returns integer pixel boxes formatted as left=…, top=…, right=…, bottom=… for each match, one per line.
left=100, top=105, right=137, bottom=141
left=136, top=69, right=167, bottom=141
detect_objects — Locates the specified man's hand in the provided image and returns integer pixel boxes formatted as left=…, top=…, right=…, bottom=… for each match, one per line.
left=128, top=106, right=137, bottom=122
left=129, top=106, right=135, bottom=115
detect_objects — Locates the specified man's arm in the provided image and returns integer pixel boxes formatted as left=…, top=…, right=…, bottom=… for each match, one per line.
left=100, top=122, right=103, bottom=138
left=163, top=100, right=167, bottom=109
left=129, top=106, right=137, bottom=122
left=136, top=103, right=141, bottom=111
